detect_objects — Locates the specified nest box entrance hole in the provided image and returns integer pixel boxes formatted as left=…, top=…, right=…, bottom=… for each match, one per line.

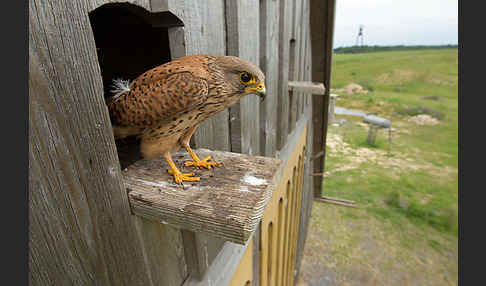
left=89, top=3, right=184, bottom=169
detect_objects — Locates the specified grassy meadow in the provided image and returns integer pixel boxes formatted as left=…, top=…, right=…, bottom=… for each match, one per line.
left=298, top=49, right=458, bottom=285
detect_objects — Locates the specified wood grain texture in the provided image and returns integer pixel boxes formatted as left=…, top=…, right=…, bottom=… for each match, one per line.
left=296, top=0, right=316, bottom=278
left=226, top=0, right=261, bottom=156
left=29, top=0, right=158, bottom=284
left=224, top=0, right=242, bottom=154
left=296, top=0, right=306, bottom=122
left=168, top=26, right=186, bottom=59
left=295, top=0, right=336, bottom=279
left=288, top=0, right=302, bottom=133
left=259, top=0, right=280, bottom=157
left=310, top=0, right=336, bottom=198
left=276, top=0, right=293, bottom=150
left=183, top=240, right=252, bottom=286
left=124, top=148, right=282, bottom=245
left=133, top=217, right=188, bottom=285
left=194, top=0, right=231, bottom=151
left=87, top=0, right=151, bottom=11
left=288, top=81, right=326, bottom=95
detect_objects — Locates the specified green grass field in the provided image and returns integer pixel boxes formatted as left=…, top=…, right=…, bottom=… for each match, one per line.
left=298, top=49, right=458, bottom=285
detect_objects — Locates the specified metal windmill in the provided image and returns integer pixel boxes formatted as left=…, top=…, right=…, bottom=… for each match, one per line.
left=355, top=25, right=364, bottom=47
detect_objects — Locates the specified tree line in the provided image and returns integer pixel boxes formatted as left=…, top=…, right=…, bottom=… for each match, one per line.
left=333, top=44, right=458, bottom=54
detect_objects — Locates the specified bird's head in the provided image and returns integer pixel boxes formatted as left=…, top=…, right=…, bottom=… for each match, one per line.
left=215, top=56, right=266, bottom=101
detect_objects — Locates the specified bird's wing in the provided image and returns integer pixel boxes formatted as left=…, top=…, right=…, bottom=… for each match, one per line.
left=108, top=70, right=209, bottom=128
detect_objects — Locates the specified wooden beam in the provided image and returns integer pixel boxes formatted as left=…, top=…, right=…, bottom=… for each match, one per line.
left=287, top=81, right=326, bottom=95
left=310, top=0, right=336, bottom=198
left=124, top=149, right=282, bottom=245
left=276, top=0, right=293, bottom=150
left=314, top=196, right=356, bottom=208
left=183, top=240, right=252, bottom=286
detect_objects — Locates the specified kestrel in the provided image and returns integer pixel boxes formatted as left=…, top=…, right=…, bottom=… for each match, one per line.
left=107, top=55, right=266, bottom=184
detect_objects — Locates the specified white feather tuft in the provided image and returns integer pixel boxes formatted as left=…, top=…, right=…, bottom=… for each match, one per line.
left=110, top=78, right=131, bottom=98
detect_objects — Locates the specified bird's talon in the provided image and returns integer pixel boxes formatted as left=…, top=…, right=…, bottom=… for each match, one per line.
left=185, top=156, right=221, bottom=170
left=167, top=169, right=200, bottom=184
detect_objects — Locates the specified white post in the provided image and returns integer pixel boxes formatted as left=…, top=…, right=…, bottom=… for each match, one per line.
left=328, top=94, right=339, bottom=124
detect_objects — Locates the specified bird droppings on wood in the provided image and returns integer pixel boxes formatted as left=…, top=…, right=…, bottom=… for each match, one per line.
left=242, top=173, right=267, bottom=186
left=123, top=148, right=282, bottom=244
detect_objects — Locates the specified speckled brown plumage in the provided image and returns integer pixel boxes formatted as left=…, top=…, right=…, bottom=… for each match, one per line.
left=107, top=54, right=266, bottom=184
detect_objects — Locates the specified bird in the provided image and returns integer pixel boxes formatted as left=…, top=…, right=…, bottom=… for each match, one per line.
left=107, top=54, right=266, bottom=184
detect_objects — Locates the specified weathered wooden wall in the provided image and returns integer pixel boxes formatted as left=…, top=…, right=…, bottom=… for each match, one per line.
left=29, top=0, right=331, bottom=284
left=29, top=0, right=173, bottom=285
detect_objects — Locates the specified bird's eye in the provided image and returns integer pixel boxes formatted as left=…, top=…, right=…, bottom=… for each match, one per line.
left=239, top=72, right=252, bottom=84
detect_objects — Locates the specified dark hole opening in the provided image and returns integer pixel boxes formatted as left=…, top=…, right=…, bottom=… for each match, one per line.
left=89, top=3, right=184, bottom=169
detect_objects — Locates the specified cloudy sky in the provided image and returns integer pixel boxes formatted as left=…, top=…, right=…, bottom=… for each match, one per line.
left=333, top=0, right=458, bottom=48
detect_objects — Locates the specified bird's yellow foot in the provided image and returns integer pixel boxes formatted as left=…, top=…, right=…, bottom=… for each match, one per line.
left=168, top=169, right=200, bottom=184
left=184, top=156, right=221, bottom=169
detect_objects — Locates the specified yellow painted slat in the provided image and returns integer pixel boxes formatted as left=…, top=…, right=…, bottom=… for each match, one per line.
left=229, top=239, right=253, bottom=286
left=234, top=125, right=307, bottom=286
left=275, top=197, right=285, bottom=286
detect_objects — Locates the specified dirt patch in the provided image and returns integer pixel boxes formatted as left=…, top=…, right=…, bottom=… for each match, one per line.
left=333, top=83, right=369, bottom=95
left=408, top=114, right=440, bottom=125
left=324, top=133, right=455, bottom=180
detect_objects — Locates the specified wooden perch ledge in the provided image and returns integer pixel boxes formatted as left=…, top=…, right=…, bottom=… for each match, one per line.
left=123, top=149, right=282, bottom=245
left=287, top=81, right=326, bottom=95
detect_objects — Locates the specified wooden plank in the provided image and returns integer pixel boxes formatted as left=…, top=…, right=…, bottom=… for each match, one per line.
left=183, top=240, right=251, bottom=286
left=288, top=0, right=303, bottom=134
left=229, top=239, right=254, bottom=286
left=180, top=230, right=231, bottom=280
left=259, top=123, right=307, bottom=286
left=277, top=0, right=293, bottom=150
left=295, top=3, right=316, bottom=275
left=87, top=0, right=152, bottom=11
left=150, top=0, right=169, bottom=12
left=314, top=196, right=357, bottom=207
left=133, top=218, right=188, bottom=285
left=193, top=0, right=231, bottom=152
left=124, top=148, right=282, bottom=245
left=296, top=0, right=306, bottom=122
left=288, top=81, right=326, bottom=95
left=294, top=14, right=314, bottom=270
left=29, top=0, right=157, bottom=284
left=252, top=224, right=261, bottom=286
left=288, top=147, right=306, bottom=285
left=259, top=0, right=280, bottom=157
left=225, top=0, right=242, bottom=154
left=168, top=26, right=185, bottom=59
left=275, top=192, right=287, bottom=286
left=226, top=0, right=261, bottom=156
left=310, top=0, right=336, bottom=198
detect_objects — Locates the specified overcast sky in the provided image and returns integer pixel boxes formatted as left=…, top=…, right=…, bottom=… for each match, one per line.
left=333, top=0, right=458, bottom=48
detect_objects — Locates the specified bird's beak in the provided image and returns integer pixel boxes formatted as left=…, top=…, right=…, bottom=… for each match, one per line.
left=247, top=83, right=266, bottom=101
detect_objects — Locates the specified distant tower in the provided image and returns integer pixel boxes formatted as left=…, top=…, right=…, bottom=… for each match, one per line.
left=355, top=25, right=364, bottom=47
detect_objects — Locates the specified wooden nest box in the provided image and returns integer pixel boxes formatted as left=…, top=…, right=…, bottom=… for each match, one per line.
left=29, top=0, right=336, bottom=285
